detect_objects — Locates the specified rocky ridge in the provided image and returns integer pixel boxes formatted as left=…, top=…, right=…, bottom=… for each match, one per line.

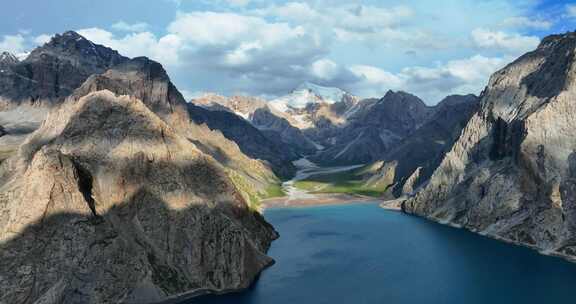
left=403, top=31, right=576, bottom=260
left=0, top=32, right=280, bottom=304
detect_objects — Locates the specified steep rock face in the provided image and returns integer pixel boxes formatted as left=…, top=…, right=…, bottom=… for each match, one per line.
left=404, top=32, right=576, bottom=259
left=74, top=57, right=280, bottom=205
left=194, top=94, right=318, bottom=157
left=187, top=103, right=297, bottom=179
left=380, top=94, right=478, bottom=196
left=0, top=31, right=128, bottom=109
left=311, top=91, right=433, bottom=165
left=251, top=107, right=320, bottom=156
left=0, top=90, right=277, bottom=304
left=0, top=32, right=129, bottom=161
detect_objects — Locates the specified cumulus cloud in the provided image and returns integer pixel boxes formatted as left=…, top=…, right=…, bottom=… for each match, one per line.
left=3, top=0, right=549, bottom=103
left=164, top=12, right=333, bottom=92
left=111, top=21, right=149, bottom=32
left=471, top=28, right=539, bottom=54
left=349, top=55, right=509, bottom=103
left=257, top=3, right=429, bottom=48
left=77, top=28, right=182, bottom=65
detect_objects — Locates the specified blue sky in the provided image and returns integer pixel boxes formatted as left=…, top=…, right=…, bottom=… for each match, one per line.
left=0, top=0, right=574, bottom=104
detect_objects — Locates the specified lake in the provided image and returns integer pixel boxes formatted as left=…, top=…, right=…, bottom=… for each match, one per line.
left=189, top=202, right=576, bottom=304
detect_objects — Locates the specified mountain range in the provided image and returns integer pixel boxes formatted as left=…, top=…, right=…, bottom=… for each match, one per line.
left=2, top=29, right=576, bottom=303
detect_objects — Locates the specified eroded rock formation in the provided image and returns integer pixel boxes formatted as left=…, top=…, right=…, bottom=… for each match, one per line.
left=404, top=32, right=576, bottom=259
left=0, top=90, right=278, bottom=304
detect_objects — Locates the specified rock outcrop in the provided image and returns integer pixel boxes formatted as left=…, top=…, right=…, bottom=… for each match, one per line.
left=0, top=89, right=278, bottom=304
left=404, top=32, right=576, bottom=259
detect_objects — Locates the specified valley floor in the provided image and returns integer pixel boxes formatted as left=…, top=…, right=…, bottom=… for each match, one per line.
left=261, top=158, right=388, bottom=209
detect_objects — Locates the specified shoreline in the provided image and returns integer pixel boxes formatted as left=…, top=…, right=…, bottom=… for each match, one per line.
left=261, top=193, right=379, bottom=209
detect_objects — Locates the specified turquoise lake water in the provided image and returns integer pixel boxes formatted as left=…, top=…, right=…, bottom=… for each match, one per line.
left=189, top=202, right=576, bottom=304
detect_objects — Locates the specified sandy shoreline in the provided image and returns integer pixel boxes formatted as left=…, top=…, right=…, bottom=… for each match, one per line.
left=261, top=193, right=379, bottom=209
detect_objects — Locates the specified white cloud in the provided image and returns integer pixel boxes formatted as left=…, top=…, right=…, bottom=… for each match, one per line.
left=471, top=28, right=539, bottom=54
left=0, top=35, right=26, bottom=54
left=567, top=4, right=576, bottom=17
left=111, top=21, right=149, bottom=32
left=349, top=55, right=509, bottom=103
left=500, top=17, right=551, bottom=30
left=311, top=59, right=340, bottom=80
left=33, top=34, right=52, bottom=45
left=257, top=3, right=425, bottom=47
left=77, top=28, right=182, bottom=65
left=4, top=1, right=545, bottom=103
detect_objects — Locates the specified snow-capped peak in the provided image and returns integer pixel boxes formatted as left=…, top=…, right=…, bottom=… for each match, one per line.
left=0, top=52, right=18, bottom=63
left=269, top=82, right=349, bottom=113
left=295, top=82, right=348, bottom=102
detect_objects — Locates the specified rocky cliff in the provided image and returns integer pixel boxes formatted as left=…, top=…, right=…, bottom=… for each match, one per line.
left=0, top=89, right=278, bottom=304
left=404, top=32, right=576, bottom=259
left=365, top=94, right=478, bottom=196
left=0, top=32, right=280, bottom=304
left=76, top=56, right=281, bottom=206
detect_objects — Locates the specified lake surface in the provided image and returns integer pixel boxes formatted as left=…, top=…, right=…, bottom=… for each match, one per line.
left=189, top=203, right=576, bottom=304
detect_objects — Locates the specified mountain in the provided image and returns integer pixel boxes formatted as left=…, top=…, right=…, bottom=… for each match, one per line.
left=187, top=102, right=297, bottom=179
left=0, top=32, right=281, bottom=303
left=0, top=31, right=128, bottom=109
left=403, top=32, right=576, bottom=260
left=362, top=94, right=478, bottom=196
left=0, top=90, right=277, bottom=303
left=193, top=94, right=268, bottom=119
left=0, top=32, right=130, bottom=162
left=269, top=82, right=355, bottom=114
left=0, top=51, right=18, bottom=70
left=74, top=56, right=282, bottom=205
left=310, top=90, right=434, bottom=165
left=193, top=94, right=319, bottom=157
left=268, top=83, right=359, bottom=148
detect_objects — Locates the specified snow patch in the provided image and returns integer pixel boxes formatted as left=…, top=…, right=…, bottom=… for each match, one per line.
left=269, top=82, right=348, bottom=113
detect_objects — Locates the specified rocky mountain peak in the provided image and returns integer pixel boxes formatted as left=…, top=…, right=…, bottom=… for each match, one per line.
left=0, top=51, right=18, bottom=66
left=403, top=30, right=576, bottom=261
left=483, top=31, right=576, bottom=122
left=380, top=90, right=426, bottom=107
left=26, top=31, right=128, bottom=69
left=435, top=94, right=478, bottom=109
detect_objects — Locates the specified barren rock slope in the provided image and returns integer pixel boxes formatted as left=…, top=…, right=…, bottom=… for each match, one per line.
left=0, top=90, right=278, bottom=304
left=404, top=32, right=576, bottom=259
